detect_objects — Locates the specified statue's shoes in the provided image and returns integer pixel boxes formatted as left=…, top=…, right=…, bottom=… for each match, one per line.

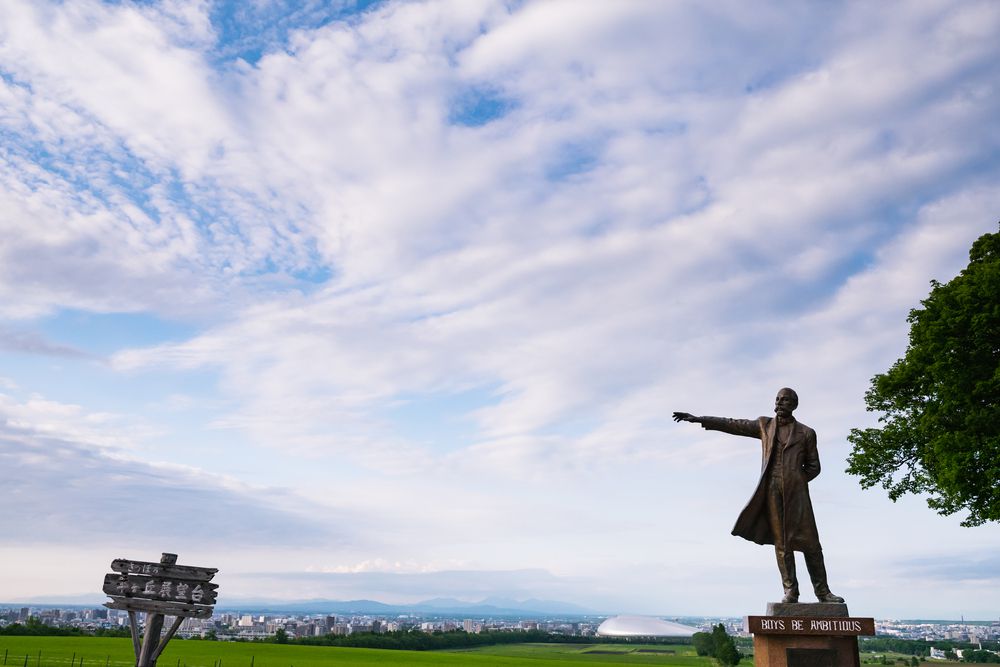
left=817, top=593, right=845, bottom=603
left=781, top=592, right=799, bottom=603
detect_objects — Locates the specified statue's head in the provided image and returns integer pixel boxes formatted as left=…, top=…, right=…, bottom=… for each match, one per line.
left=774, top=387, right=799, bottom=417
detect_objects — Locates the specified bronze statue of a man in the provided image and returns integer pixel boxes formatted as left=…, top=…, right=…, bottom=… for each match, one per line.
left=673, top=388, right=844, bottom=604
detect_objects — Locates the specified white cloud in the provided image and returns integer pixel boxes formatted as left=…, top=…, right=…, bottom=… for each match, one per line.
left=0, top=390, right=339, bottom=548
left=0, top=0, right=231, bottom=176
left=0, top=391, right=152, bottom=450
left=1, top=0, right=1000, bottom=615
left=101, top=0, right=1000, bottom=482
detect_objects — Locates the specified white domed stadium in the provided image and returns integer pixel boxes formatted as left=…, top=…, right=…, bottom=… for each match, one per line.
left=597, top=615, right=699, bottom=637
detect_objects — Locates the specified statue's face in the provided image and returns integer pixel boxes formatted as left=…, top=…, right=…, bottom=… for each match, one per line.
left=774, top=389, right=797, bottom=417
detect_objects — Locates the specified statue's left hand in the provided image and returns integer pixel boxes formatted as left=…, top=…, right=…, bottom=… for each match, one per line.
left=672, top=411, right=697, bottom=423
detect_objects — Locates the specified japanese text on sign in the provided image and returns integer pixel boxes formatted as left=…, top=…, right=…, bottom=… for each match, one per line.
left=103, top=573, right=218, bottom=606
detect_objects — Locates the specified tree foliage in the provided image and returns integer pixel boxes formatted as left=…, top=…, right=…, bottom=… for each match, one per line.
left=692, top=631, right=713, bottom=656
left=710, top=624, right=741, bottom=666
left=861, top=637, right=1000, bottom=656
left=964, top=650, right=1000, bottom=664
left=0, top=617, right=83, bottom=636
left=0, top=617, right=129, bottom=637
left=847, top=225, right=1000, bottom=526
left=692, top=625, right=741, bottom=665
left=289, top=629, right=637, bottom=651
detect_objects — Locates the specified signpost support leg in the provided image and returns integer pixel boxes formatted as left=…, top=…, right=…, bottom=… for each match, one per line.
left=137, top=613, right=164, bottom=667
left=127, top=612, right=141, bottom=661
left=152, top=617, right=185, bottom=664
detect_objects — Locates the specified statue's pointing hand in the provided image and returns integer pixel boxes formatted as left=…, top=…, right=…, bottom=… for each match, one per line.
left=672, top=411, right=698, bottom=423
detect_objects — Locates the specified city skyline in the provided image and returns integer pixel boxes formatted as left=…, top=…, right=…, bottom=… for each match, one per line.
left=1, top=1, right=1000, bottom=619
left=3, top=603, right=999, bottom=635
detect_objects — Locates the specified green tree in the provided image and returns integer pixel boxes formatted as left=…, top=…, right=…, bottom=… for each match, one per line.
left=273, top=628, right=288, bottom=644
left=692, top=631, right=713, bottom=656
left=847, top=225, right=1000, bottom=526
left=710, top=624, right=741, bottom=666
left=964, top=649, right=1000, bottom=663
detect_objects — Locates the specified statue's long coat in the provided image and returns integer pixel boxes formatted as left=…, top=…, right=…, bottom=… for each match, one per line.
left=700, top=416, right=822, bottom=552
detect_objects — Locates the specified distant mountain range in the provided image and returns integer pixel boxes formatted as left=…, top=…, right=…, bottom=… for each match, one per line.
left=3, top=595, right=597, bottom=617
left=220, top=596, right=597, bottom=616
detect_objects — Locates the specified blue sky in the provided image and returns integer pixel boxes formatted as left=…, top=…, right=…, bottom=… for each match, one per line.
left=1, top=0, right=999, bottom=619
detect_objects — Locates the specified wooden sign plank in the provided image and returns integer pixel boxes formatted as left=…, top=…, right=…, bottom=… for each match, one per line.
left=103, top=574, right=218, bottom=605
left=746, top=615, right=875, bottom=636
left=104, top=598, right=214, bottom=619
left=104, top=553, right=219, bottom=667
left=111, top=558, right=217, bottom=582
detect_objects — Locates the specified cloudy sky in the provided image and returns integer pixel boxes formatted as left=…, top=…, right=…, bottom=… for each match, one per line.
left=1, top=0, right=999, bottom=620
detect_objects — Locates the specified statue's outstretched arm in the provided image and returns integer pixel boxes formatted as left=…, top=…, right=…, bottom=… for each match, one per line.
left=696, top=416, right=761, bottom=438
left=673, top=412, right=760, bottom=438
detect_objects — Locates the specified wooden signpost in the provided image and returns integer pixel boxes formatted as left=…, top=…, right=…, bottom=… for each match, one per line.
left=103, top=553, right=218, bottom=667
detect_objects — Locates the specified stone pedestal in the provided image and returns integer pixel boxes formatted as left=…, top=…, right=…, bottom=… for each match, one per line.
left=746, top=603, right=874, bottom=667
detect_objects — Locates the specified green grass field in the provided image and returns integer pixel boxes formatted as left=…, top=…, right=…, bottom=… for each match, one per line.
left=0, top=637, right=736, bottom=667
left=442, top=642, right=731, bottom=664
